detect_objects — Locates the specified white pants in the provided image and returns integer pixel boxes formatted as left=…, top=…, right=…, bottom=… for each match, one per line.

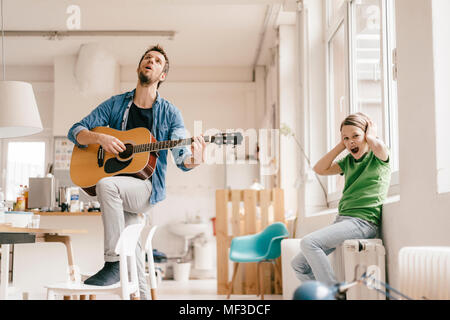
left=291, top=215, right=378, bottom=286
left=96, top=176, right=153, bottom=299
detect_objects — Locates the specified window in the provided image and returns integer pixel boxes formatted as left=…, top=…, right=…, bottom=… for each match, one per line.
left=432, top=0, right=450, bottom=194
left=350, top=0, right=399, bottom=174
left=351, top=0, right=384, bottom=136
left=327, top=0, right=347, bottom=27
left=327, top=20, right=348, bottom=194
left=2, top=141, right=47, bottom=201
left=383, top=0, right=399, bottom=175
left=326, top=0, right=399, bottom=203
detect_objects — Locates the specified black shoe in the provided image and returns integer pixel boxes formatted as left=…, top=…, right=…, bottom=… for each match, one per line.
left=84, top=261, right=120, bottom=286
left=335, top=290, right=347, bottom=300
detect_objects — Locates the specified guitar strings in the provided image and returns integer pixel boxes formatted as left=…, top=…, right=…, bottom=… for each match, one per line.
left=130, top=134, right=237, bottom=153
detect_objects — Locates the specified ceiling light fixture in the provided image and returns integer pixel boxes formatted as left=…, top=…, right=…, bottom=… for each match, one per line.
left=3, top=30, right=177, bottom=40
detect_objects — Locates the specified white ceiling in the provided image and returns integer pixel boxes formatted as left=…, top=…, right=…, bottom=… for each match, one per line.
left=1, top=0, right=290, bottom=67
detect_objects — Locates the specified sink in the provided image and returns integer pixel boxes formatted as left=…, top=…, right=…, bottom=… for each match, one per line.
left=169, top=223, right=208, bottom=239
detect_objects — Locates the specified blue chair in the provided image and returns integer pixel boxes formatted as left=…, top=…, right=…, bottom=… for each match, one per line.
left=227, top=222, right=289, bottom=299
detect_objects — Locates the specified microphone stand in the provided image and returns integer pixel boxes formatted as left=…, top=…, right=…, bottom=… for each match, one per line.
left=334, top=271, right=413, bottom=300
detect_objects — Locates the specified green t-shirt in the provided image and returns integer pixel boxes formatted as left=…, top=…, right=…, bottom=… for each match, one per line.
left=337, top=151, right=391, bottom=226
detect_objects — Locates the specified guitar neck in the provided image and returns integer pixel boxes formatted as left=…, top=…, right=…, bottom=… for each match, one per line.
left=133, top=136, right=212, bottom=153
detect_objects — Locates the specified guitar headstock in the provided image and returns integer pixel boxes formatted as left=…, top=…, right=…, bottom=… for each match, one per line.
left=209, top=132, right=243, bottom=146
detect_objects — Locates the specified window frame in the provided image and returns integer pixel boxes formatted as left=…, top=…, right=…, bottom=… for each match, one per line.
left=326, top=0, right=351, bottom=203
left=325, top=0, right=399, bottom=206
left=382, top=0, right=400, bottom=191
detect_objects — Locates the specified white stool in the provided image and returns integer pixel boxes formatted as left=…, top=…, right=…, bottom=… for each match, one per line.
left=45, top=223, right=145, bottom=300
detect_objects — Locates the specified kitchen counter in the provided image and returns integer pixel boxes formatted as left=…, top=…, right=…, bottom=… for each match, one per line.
left=33, top=211, right=102, bottom=216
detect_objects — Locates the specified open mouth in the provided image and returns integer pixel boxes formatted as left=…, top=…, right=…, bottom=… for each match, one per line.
left=350, top=146, right=359, bottom=154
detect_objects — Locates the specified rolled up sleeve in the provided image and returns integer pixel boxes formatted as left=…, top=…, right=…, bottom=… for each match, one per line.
left=67, top=97, right=114, bottom=148
left=169, top=109, right=192, bottom=172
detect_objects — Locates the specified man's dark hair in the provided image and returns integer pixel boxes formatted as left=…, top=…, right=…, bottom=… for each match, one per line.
left=138, top=44, right=169, bottom=89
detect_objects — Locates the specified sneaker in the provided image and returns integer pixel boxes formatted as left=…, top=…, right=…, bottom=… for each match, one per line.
left=84, top=261, right=120, bottom=286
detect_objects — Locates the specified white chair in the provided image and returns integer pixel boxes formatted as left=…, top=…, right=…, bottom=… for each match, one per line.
left=141, top=225, right=158, bottom=300
left=45, top=223, right=145, bottom=300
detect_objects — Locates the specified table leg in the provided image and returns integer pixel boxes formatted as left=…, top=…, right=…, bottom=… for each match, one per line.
left=0, top=244, right=10, bottom=300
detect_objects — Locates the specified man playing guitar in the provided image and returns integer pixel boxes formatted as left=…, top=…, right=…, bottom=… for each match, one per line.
left=67, top=44, right=206, bottom=299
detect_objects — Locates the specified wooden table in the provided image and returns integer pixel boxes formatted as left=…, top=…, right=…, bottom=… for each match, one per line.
left=0, top=225, right=87, bottom=300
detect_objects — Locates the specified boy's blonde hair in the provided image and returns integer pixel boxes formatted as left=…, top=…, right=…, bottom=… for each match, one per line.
left=340, top=112, right=371, bottom=133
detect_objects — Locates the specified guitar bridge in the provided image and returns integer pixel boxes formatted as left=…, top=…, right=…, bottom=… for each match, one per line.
left=97, top=146, right=105, bottom=167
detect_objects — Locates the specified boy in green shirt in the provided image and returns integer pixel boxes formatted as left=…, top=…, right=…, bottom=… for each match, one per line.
left=291, top=112, right=391, bottom=287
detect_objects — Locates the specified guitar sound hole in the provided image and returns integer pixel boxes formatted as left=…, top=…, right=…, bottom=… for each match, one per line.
left=118, top=143, right=134, bottom=160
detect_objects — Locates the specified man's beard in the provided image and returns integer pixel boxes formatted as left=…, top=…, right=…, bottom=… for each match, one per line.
left=138, top=71, right=152, bottom=86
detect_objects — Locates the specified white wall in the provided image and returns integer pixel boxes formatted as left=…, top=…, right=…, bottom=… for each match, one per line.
left=278, top=22, right=300, bottom=218
left=381, top=0, right=450, bottom=290
left=53, top=55, right=120, bottom=136
left=432, top=0, right=450, bottom=194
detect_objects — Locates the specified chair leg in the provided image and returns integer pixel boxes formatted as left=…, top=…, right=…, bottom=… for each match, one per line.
left=256, top=262, right=260, bottom=297
left=227, top=262, right=240, bottom=299
left=151, top=288, right=157, bottom=300
left=131, top=293, right=140, bottom=300
left=272, top=259, right=283, bottom=293
left=257, top=262, right=264, bottom=300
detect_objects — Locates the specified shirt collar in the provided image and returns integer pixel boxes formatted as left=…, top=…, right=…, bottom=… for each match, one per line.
left=126, top=89, right=161, bottom=107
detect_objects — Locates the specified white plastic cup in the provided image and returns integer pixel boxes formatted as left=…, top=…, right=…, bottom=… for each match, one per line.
left=0, top=207, right=5, bottom=224
left=31, top=214, right=40, bottom=228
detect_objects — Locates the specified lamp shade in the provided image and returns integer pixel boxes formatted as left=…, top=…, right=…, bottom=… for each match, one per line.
left=0, top=81, right=43, bottom=138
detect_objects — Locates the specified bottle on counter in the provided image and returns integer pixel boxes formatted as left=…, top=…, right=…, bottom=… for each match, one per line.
left=16, top=184, right=26, bottom=211
left=0, top=188, right=5, bottom=223
left=69, top=187, right=80, bottom=212
left=23, top=185, right=29, bottom=209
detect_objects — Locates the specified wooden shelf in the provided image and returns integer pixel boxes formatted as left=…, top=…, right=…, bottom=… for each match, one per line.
left=30, top=211, right=102, bottom=216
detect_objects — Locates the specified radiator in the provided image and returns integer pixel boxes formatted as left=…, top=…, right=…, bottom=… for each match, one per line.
left=332, top=239, right=386, bottom=300
left=398, top=247, right=450, bottom=300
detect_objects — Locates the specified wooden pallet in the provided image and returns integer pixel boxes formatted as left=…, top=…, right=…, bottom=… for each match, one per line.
left=215, top=189, right=285, bottom=295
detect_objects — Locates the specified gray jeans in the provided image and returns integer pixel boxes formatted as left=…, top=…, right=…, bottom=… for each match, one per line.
left=291, top=215, right=378, bottom=286
left=96, top=176, right=153, bottom=300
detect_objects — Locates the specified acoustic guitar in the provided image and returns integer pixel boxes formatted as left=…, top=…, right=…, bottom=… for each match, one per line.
left=70, top=126, right=243, bottom=196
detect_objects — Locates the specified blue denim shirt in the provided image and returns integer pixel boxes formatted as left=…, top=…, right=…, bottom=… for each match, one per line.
left=67, top=89, right=193, bottom=205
